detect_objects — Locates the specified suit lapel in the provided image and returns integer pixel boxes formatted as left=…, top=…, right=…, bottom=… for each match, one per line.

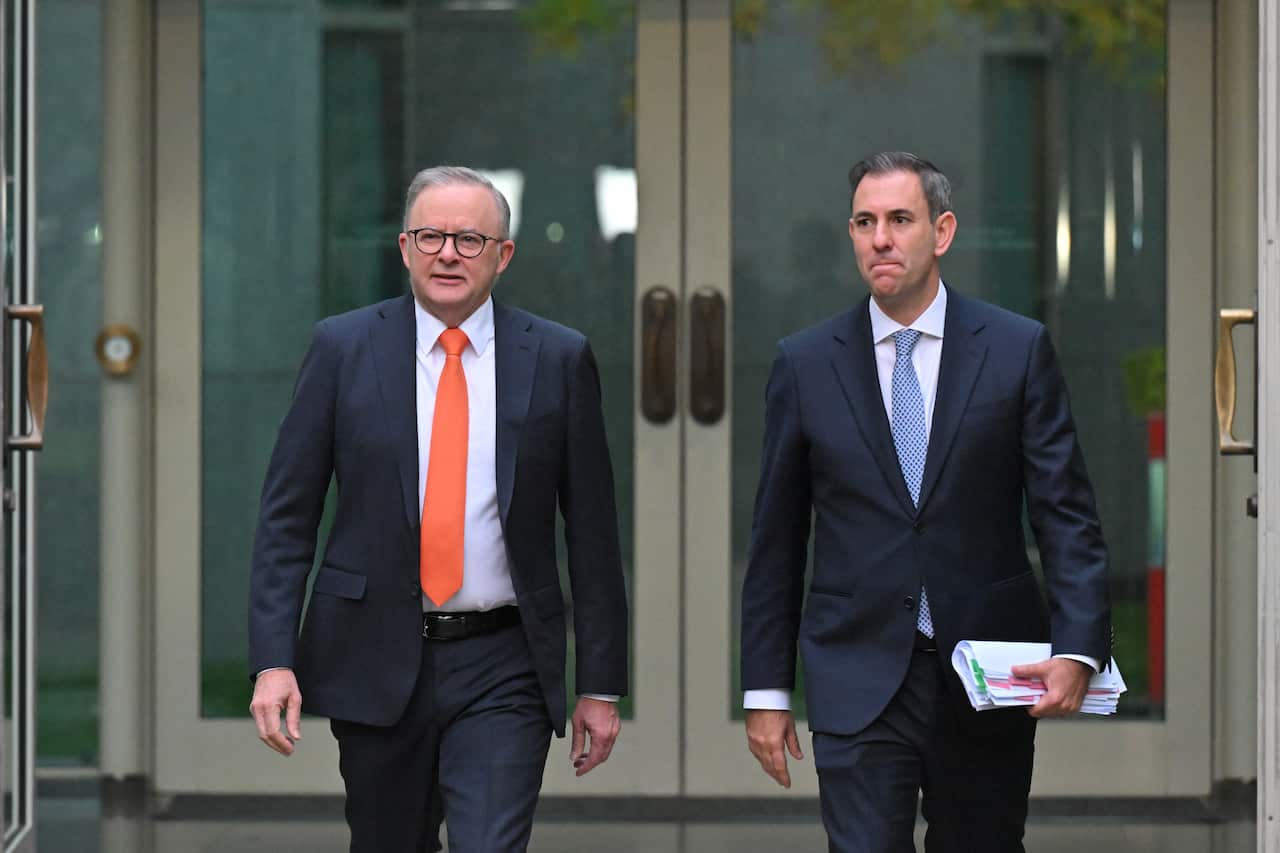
left=916, top=291, right=988, bottom=513
left=493, top=300, right=539, bottom=526
left=370, top=293, right=421, bottom=532
left=830, top=299, right=916, bottom=517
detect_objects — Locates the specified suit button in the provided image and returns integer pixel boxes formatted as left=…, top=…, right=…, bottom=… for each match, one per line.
left=904, top=595, right=915, bottom=609
left=913, top=522, right=923, bottom=534
left=409, top=583, right=421, bottom=598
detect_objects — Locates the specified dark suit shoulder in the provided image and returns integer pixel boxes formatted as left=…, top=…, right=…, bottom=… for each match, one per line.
left=315, top=295, right=405, bottom=339
left=496, top=301, right=588, bottom=353
left=947, top=288, right=1044, bottom=342
left=775, top=307, right=861, bottom=360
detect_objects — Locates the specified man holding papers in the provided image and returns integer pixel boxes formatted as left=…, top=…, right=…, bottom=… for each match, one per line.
left=953, top=641, right=1125, bottom=715
left=739, top=152, right=1111, bottom=852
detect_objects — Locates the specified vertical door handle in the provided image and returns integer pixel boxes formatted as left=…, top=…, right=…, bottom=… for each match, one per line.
left=641, top=286, right=677, bottom=424
left=689, top=287, right=725, bottom=425
left=7, top=304, right=45, bottom=451
left=1215, top=308, right=1255, bottom=456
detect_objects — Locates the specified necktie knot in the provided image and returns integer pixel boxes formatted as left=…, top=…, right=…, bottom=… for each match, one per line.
left=439, top=328, right=469, bottom=358
left=893, top=328, right=922, bottom=357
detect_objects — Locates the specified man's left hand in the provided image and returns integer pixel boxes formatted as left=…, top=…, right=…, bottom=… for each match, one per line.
left=569, top=697, right=621, bottom=777
left=1010, top=657, right=1092, bottom=718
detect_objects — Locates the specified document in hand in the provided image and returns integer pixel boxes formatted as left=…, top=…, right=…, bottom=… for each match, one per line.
left=950, top=640, right=1127, bottom=715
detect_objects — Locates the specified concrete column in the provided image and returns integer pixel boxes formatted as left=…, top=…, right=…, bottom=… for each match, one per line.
left=1257, top=0, right=1280, bottom=846
left=99, top=0, right=152, bottom=781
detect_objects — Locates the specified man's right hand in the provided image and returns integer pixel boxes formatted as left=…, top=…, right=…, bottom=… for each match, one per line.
left=250, top=668, right=302, bottom=756
left=745, top=709, right=804, bottom=788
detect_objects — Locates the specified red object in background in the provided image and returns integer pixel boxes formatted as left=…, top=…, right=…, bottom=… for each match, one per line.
left=1147, top=569, right=1165, bottom=704
left=1147, top=411, right=1166, bottom=706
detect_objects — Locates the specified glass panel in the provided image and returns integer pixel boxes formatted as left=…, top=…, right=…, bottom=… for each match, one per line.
left=201, top=0, right=637, bottom=717
left=731, top=0, right=1166, bottom=719
left=35, top=0, right=104, bottom=764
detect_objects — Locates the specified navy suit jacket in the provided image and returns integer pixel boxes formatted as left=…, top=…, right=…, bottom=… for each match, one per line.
left=249, top=294, right=628, bottom=735
left=740, top=289, right=1110, bottom=736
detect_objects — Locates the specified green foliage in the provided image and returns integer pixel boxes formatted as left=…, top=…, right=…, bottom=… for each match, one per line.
left=1122, top=346, right=1165, bottom=416
left=734, top=0, right=769, bottom=39
left=520, top=0, right=1167, bottom=89
left=795, top=0, right=1165, bottom=85
left=523, top=0, right=632, bottom=57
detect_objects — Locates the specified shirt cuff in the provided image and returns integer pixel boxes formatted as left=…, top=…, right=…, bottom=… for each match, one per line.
left=743, top=689, right=792, bottom=711
left=580, top=693, right=620, bottom=702
left=256, top=666, right=291, bottom=678
left=1053, top=653, right=1100, bottom=673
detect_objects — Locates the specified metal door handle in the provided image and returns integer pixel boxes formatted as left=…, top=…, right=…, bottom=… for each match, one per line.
left=7, top=304, right=45, bottom=451
left=1215, top=308, right=1255, bottom=456
left=641, top=287, right=677, bottom=424
left=689, top=287, right=725, bottom=425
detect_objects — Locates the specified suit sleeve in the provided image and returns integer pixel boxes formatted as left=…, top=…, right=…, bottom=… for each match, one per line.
left=1020, top=325, right=1111, bottom=664
left=559, top=338, right=629, bottom=697
left=248, top=320, right=340, bottom=678
left=740, top=343, right=812, bottom=692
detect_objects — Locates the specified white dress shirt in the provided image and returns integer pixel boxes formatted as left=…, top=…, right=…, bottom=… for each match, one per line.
left=417, top=298, right=617, bottom=703
left=744, top=284, right=1097, bottom=711
left=415, top=297, right=516, bottom=613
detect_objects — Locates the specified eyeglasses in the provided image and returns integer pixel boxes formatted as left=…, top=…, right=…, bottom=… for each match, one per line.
left=406, top=228, right=501, bottom=259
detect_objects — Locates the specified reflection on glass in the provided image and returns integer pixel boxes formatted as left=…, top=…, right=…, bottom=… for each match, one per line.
left=1131, top=141, right=1145, bottom=251
left=593, top=166, right=637, bottom=241
left=1056, top=186, right=1071, bottom=291
left=479, top=169, right=526, bottom=237
left=201, top=0, right=637, bottom=718
left=1104, top=149, right=1117, bottom=300
left=731, top=0, right=1167, bottom=720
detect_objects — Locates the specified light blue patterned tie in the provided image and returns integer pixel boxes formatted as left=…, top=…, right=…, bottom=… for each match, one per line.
left=891, top=329, right=934, bottom=638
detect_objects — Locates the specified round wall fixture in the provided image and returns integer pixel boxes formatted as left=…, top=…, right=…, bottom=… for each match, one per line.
left=95, top=325, right=143, bottom=376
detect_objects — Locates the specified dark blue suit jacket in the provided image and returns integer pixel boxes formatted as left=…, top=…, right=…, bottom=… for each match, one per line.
left=740, top=289, right=1110, bottom=736
left=249, top=294, right=628, bottom=735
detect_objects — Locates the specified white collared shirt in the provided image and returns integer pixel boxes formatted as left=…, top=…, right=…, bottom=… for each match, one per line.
left=869, top=281, right=947, bottom=433
left=744, top=283, right=1096, bottom=711
left=415, top=299, right=620, bottom=703
left=415, top=297, right=517, bottom=613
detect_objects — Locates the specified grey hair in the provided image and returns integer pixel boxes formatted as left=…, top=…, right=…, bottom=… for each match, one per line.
left=402, top=165, right=512, bottom=239
left=848, top=152, right=952, bottom=222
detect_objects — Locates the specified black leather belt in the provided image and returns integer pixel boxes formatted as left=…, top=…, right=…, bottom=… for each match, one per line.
left=422, top=605, right=521, bottom=641
left=914, top=630, right=938, bottom=653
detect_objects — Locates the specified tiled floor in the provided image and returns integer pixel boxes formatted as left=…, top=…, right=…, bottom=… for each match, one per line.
left=37, top=796, right=1258, bottom=852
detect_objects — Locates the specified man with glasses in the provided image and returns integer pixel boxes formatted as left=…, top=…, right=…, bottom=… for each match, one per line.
left=248, top=165, right=628, bottom=852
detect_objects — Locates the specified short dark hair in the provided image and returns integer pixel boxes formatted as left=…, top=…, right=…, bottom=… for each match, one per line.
left=848, top=152, right=952, bottom=222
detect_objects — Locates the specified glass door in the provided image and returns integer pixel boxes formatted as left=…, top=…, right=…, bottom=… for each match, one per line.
left=681, top=0, right=1217, bottom=796
left=151, top=0, right=1220, bottom=800
left=152, top=0, right=685, bottom=795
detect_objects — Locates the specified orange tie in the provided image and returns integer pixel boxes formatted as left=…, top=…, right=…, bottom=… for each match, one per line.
left=421, top=328, right=470, bottom=606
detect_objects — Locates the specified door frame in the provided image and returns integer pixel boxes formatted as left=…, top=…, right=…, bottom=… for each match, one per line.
left=3, top=0, right=38, bottom=847
left=1257, top=0, right=1279, bottom=844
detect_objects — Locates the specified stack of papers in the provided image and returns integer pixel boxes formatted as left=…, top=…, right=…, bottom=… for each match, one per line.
left=950, top=640, right=1127, bottom=715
